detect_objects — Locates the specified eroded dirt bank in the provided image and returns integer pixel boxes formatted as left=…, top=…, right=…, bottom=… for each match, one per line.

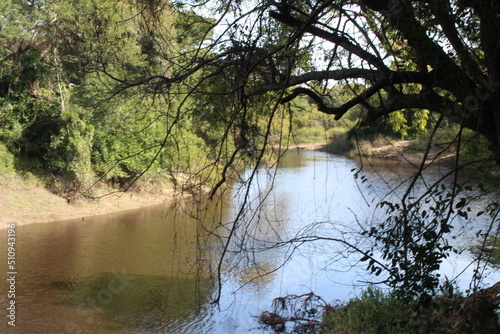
left=0, top=175, right=175, bottom=227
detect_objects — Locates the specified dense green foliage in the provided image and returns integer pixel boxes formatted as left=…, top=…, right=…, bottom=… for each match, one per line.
left=0, top=0, right=227, bottom=195
left=2, top=0, right=494, bottom=196
left=259, top=285, right=498, bottom=333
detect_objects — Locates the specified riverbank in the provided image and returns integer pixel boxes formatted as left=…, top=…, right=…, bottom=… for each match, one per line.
left=284, top=139, right=456, bottom=166
left=0, top=174, right=176, bottom=227
left=1, top=139, right=453, bottom=227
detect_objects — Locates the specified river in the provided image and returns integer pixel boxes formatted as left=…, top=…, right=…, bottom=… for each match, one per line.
left=1, top=150, right=499, bottom=333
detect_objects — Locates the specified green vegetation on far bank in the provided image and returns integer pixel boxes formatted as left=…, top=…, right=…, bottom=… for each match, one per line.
left=0, top=0, right=232, bottom=199
left=287, top=93, right=494, bottom=170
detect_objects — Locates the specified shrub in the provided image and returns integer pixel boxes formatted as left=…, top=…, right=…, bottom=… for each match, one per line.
left=321, top=287, right=411, bottom=334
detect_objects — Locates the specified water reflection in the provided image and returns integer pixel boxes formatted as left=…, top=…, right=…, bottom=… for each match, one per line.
left=470, top=235, right=500, bottom=268
left=0, top=201, right=228, bottom=334
left=50, top=273, right=214, bottom=333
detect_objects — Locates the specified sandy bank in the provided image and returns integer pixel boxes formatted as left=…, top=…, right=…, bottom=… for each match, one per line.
left=279, top=140, right=455, bottom=166
left=0, top=175, right=176, bottom=228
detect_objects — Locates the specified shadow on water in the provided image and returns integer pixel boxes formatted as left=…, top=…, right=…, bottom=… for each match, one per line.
left=49, top=273, right=215, bottom=333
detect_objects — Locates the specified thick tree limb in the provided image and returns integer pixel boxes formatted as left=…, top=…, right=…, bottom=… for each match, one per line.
left=432, top=1, right=484, bottom=81
left=250, top=68, right=432, bottom=96
left=379, top=0, right=477, bottom=97
left=280, top=84, right=386, bottom=120
left=269, top=5, right=391, bottom=72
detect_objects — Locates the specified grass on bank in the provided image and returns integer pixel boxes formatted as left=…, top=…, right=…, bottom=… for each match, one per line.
left=320, top=285, right=500, bottom=334
left=259, top=285, right=500, bottom=334
left=321, top=288, right=410, bottom=334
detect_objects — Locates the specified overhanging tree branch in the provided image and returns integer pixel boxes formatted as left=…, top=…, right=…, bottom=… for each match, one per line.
left=269, top=3, right=391, bottom=72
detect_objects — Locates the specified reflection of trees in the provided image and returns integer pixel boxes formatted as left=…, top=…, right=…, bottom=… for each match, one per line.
left=50, top=273, right=215, bottom=333
left=472, top=234, right=500, bottom=270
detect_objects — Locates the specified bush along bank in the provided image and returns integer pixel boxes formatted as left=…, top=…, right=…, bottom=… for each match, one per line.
left=257, top=283, right=500, bottom=334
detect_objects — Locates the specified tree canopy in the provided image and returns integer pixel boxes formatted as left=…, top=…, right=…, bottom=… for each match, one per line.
left=117, top=0, right=500, bottom=165
left=0, top=0, right=218, bottom=192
